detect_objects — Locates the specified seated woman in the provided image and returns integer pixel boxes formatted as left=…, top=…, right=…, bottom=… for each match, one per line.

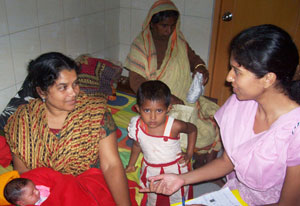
left=141, top=24, right=300, bottom=205
left=4, top=52, right=131, bottom=205
left=124, top=0, right=221, bottom=168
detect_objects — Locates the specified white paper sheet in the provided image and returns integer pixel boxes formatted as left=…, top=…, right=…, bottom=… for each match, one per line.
left=177, top=187, right=241, bottom=206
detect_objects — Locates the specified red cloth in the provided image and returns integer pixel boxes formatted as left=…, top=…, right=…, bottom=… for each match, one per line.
left=0, top=135, right=12, bottom=167
left=21, top=167, right=116, bottom=206
left=20, top=167, right=141, bottom=206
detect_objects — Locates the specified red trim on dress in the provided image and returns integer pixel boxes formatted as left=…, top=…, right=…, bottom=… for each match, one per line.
left=136, top=117, right=179, bottom=142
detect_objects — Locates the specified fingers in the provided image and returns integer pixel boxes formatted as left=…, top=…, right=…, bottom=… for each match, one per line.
left=178, top=159, right=189, bottom=167
left=193, top=69, right=209, bottom=85
left=148, top=174, right=165, bottom=182
left=125, top=166, right=136, bottom=173
left=139, top=179, right=161, bottom=194
left=139, top=187, right=151, bottom=193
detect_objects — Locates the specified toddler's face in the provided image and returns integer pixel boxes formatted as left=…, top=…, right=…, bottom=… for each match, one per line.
left=136, top=99, right=170, bottom=129
left=19, top=181, right=40, bottom=205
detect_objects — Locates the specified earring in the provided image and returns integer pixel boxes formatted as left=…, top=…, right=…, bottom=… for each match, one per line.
left=41, top=97, right=45, bottom=102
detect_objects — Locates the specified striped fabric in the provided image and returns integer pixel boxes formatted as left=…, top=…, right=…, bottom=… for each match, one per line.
left=5, top=93, right=109, bottom=175
left=124, top=0, right=192, bottom=102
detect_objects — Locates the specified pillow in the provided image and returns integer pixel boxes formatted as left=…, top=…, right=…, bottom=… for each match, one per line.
left=76, top=55, right=123, bottom=101
left=0, top=76, right=35, bottom=131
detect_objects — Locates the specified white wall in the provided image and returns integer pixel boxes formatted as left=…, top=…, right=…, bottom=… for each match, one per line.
left=0, top=0, right=120, bottom=112
left=0, top=0, right=214, bottom=112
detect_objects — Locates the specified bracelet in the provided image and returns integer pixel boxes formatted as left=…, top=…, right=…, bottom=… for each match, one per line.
left=194, top=63, right=207, bottom=71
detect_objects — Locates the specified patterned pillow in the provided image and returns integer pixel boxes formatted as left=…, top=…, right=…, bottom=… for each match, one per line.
left=0, top=76, right=35, bottom=131
left=76, top=55, right=122, bottom=101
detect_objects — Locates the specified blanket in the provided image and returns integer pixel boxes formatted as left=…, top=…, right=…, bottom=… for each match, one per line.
left=21, top=167, right=116, bottom=206
left=21, top=167, right=143, bottom=206
left=0, top=136, right=11, bottom=168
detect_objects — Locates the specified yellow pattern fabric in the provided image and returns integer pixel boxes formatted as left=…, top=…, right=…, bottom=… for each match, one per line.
left=124, top=0, right=191, bottom=102
left=124, top=0, right=221, bottom=152
left=5, top=93, right=108, bottom=175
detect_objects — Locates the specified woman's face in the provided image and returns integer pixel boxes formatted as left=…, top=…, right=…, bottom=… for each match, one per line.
left=227, top=56, right=266, bottom=101
left=42, top=69, right=80, bottom=113
left=150, top=16, right=177, bottom=40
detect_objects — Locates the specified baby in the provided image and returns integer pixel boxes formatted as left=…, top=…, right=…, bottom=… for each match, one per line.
left=126, top=80, right=197, bottom=205
left=4, top=178, right=50, bottom=206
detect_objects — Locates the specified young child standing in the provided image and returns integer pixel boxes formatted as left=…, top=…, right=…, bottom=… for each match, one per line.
left=126, top=80, right=197, bottom=206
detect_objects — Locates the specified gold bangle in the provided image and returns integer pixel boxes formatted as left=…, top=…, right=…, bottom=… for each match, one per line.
left=194, top=63, right=206, bottom=70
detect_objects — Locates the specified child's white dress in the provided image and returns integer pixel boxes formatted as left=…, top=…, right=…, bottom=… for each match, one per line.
left=128, top=115, right=192, bottom=206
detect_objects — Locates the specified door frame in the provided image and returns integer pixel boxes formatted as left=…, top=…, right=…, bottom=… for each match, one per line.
left=205, top=0, right=222, bottom=97
left=205, top=0, right=300, bottom=103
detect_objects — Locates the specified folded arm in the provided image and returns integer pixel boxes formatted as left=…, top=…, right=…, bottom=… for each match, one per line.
left=173, top=120, right=197, bottom=165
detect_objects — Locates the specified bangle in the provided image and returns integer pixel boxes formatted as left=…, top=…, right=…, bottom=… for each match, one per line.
left=194, top=63, right=206, bottom=71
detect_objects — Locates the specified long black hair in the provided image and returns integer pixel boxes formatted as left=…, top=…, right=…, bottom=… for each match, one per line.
left=27, top=52, right=80, bottom=98
left=230, top=24, right=300, bottom=103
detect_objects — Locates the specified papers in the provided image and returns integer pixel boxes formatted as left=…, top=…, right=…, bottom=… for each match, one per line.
left=173, top=187, right=242, bottom=206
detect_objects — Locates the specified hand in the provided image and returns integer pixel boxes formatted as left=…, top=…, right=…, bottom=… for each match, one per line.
left=178, top=152, right=192, bottom=167
left=139, top=174, right=184, bottom=195
left=193, top=66, right=209, bottom=85
left=171, top=94, right=184, bottom=105
left=125, top=165, right=136, bottom=173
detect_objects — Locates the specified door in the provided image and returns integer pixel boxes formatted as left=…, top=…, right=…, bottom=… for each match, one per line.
left=206, top=0, right=300, bottom=106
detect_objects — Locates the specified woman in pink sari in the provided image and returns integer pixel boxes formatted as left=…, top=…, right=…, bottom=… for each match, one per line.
left=140, top=24, right=300, bottom=205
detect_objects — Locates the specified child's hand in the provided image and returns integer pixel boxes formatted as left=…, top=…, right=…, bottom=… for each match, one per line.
left=177, top=152, right=192, bottom=167
left=125, top=165, right=137, bottom=173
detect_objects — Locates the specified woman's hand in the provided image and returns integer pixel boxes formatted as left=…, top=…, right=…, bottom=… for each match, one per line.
left=171, top=94, right=184, bottom=105
left=139, top=174, right=184, bottom=195
left=12, top=154, right=30, bottom=174
left=193, top=66, right=209, bottom=85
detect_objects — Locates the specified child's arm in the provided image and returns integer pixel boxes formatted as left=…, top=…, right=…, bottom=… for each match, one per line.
left=185, top=122, right=197, bottom=164
left=125, top=140, right=142, bottom=172
left=173, top=120, right=197, bottom=166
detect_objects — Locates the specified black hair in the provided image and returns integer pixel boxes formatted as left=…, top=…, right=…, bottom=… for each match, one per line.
left=4, top=178, right=30, bottom=205
left=150, top=10, right=179, bottom=24
left=230, top=24, right=300, bottom=104
left=137, top=80, right=171, bottom=107
left=27, top=52, right=80, bottom=98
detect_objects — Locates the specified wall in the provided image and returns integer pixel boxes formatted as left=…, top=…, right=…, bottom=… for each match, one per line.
left=0, top=0, right=120, bottom=112
left=0, top=0, right=214, bottom=112
left=119, top=0, right=214, bottom=76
